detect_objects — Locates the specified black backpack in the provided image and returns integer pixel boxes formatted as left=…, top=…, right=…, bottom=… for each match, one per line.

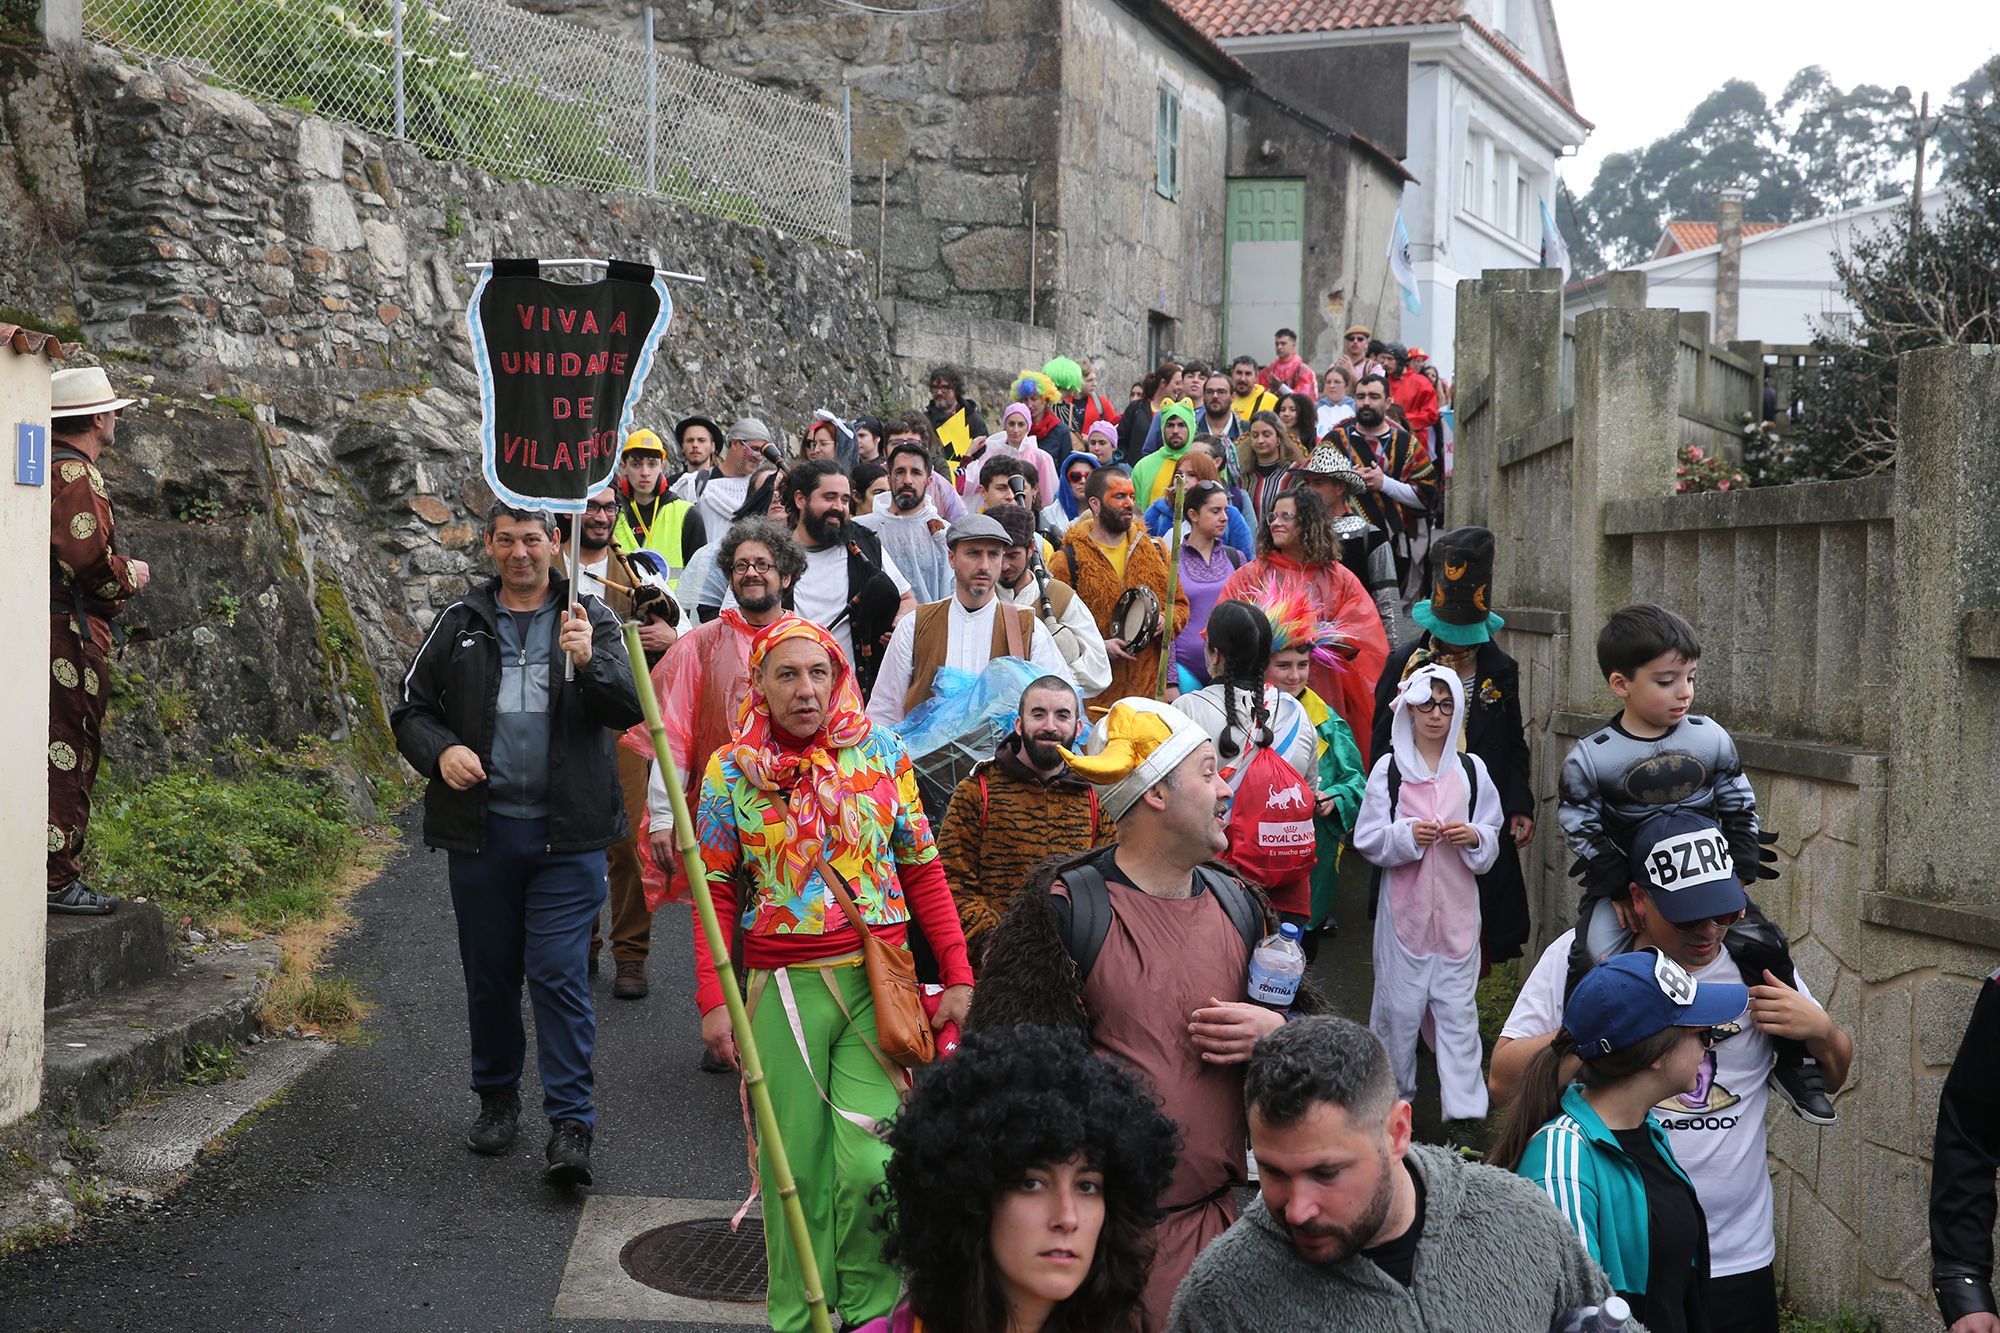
left=1051, top=850, right=1263, bottom=985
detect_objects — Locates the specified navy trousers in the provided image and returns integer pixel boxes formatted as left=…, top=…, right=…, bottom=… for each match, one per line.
left=447, top=814, right=608, bottom=1127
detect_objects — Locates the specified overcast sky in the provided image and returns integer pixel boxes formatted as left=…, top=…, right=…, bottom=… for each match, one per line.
left=1550, top=0, right=1999, bottom=193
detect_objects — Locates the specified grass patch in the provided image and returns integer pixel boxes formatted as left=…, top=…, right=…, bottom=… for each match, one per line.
left=84, top=769, right=359, bottom=932
left=0, top=305, right=82, bottom=344
left=182, top=1042, right=244, bottom=1086
left=249, top=824, right=394, bottom=1040
left=1779, top=1305, right=1881, bottom=1333
left=1476, top=958, right=1523, bottom=1049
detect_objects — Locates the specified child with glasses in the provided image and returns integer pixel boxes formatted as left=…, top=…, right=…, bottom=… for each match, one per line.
left=1352, top=664, right=1504, bottom=1126
left=1556, top=603, right=1833, bottom=1126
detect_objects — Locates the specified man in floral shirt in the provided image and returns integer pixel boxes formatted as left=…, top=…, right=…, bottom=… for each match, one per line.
left=46, top=367, right=152, bottom=915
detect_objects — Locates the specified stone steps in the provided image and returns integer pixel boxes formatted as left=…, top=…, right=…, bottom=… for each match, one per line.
left=41, top=940, right=280, bottom=1125
left=43, top=901, right=174, bottom=1011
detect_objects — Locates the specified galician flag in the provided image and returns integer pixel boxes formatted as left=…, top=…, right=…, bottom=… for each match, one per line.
left=1540, top=197, right=1572, bottom=283
left=1387, top=208, right=1421, bottom=315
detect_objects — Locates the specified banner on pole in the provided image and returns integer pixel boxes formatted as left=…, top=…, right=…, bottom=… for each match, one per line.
left=1539, top=198, right=1573, bottom=284
left=1387, top=209, right=1421, bottom=316
left=467, top=258, right=674, bottom=513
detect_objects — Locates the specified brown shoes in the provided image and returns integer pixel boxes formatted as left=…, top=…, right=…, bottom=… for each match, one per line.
left=612, top=959, right=649, bottom=1000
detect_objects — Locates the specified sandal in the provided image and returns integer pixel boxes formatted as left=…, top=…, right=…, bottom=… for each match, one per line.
left=48, top=881, right=116, bottom=915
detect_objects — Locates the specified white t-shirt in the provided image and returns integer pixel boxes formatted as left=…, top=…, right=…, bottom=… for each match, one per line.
left=787, top=541, right=911, bottom=670
left=1500, top=928, right=1820, bottom=1277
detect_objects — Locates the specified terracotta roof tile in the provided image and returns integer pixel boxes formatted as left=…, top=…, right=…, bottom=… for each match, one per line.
left=1657, top=219, right=1784, bottom=257
left=0, top=323, right=68, bottom=361
left=1168, top=0, right=1457, bottom=41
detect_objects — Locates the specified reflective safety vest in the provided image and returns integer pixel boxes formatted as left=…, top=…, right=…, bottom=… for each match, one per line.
left=612, top=493, right=693, bottom=585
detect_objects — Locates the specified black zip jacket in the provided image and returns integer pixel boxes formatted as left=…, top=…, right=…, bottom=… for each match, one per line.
left=1933, top=969, right=2000, bottom=1324
left=391, top=573, right=643, bottom=854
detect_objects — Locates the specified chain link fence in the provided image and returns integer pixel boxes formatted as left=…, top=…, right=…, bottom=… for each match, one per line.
left=83, top=0, right=852, bottom=243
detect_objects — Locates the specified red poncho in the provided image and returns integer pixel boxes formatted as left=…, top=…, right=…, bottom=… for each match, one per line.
left=1217, top=552, right=1388, bottom=765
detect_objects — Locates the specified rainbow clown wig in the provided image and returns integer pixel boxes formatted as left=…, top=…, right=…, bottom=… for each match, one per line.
left=1260, top=573, right=1353, bottom=671
left=1013, top=369, right=1059, bottom=407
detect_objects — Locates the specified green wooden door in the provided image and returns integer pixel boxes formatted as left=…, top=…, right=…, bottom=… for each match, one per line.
left=1224, top=178, right=1306, bottom=365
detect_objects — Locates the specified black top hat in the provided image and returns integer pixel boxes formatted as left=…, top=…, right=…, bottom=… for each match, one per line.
left=1412, top=526, right=1504, bottom=646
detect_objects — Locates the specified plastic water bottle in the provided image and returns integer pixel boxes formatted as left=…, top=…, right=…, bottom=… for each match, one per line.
left=1247, top=923, right=1307, bottom=1009
left=1550, top=1296, right=1633, bottom=1333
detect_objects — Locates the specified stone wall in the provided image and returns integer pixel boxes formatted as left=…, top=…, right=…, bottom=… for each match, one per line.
left=1047, top=0, right=1228, bottom=376
left=514, top=0, right=1232, bottom=390
left=0, top=40, right=898, bottom=781
left=1457, top=267, right=2000, bottom=1333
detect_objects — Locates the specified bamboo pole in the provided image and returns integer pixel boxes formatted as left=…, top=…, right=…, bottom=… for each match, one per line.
left=620, top=623, right=833, bottom=1333
left=1156, top=470, right=1185, bottom=700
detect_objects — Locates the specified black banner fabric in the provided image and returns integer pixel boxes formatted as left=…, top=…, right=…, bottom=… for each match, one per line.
left=470, top=259, right=672, bottom=510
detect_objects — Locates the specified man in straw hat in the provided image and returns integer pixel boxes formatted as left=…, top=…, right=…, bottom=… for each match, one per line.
left=974, top=698, right=1327, bottom=1330
left=46, top=366, right=150, bottom=916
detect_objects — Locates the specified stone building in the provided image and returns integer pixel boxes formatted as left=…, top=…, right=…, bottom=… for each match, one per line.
left=521, top=0, right=1412, bottom=395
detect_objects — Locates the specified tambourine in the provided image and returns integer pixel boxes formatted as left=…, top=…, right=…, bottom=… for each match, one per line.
left=1110, top=586, right=1162, bottom=654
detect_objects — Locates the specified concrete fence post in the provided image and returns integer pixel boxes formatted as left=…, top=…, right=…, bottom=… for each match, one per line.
left=1889, top=344, right=2000, bottom=907
left=1447, top=275, right=1492, bottom=530
left=1566, top=306, right=1680, bottom=707
left=1483, top=267, right=1563, bottom=605
left=39, top=0, right=82, bottom=46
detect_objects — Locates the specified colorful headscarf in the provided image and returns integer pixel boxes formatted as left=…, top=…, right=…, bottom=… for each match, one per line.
left=1054, top=450, right=1099, bottom=521
left=726, top=615, right=874, bottom=886
left=1257, top=572, right=1353, bottom=672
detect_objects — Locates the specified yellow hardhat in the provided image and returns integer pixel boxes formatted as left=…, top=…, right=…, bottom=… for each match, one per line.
left=623, top=428, right=667, bottom=456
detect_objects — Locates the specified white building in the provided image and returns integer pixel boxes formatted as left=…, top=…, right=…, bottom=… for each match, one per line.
left=1183, top=0, right=1589, bottom=381
left=1565, top=190, right=1959, bottom=345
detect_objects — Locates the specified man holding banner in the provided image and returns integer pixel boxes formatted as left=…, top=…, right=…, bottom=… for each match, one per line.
left=399, top=254, right=668, bottom=1185
left=392, top=503, right=642, bottom=1185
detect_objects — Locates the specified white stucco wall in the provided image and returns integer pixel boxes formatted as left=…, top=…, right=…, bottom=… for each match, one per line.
left=0, top=350, right=53, bottom=1128
left=1566, top=191, right=1956, bottom=346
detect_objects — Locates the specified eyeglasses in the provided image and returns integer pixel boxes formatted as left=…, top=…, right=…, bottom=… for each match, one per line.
left=929, top=381, right=952, bottom=391
left=1066, top=470, right=1091, bottom=483
left=583, top=501, right=619, bottom=514
left=1408, top=698, right=1456, bottom=715
left=1346, top=334, right=1369, bottom=343
left=731, top=559, right=777, bottom=575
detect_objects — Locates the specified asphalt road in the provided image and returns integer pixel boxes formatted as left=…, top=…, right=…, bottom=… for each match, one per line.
left=0, top=809, right=754, bottom=1333
left=0, top=810, right=1419, bottom=1333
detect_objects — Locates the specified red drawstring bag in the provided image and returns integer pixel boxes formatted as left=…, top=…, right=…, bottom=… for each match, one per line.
left=1221, top=744, right=1316, bottom=889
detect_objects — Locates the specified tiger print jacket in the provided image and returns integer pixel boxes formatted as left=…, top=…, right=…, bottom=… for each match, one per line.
left=936, top=734, right=1114, bottom=969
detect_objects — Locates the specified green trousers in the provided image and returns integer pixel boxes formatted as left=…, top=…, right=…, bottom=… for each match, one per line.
left=747, top=960, right=903, bottom=1333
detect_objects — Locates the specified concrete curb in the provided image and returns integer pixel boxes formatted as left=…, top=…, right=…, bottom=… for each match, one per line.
left=41, top=940, right=281, bottom=1125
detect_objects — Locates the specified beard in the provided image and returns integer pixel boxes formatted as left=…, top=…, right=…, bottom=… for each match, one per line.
left=1290, top=1147, right=1396, bottom=1266
left=802, top=508, right=845, bottom=546
left=1095, top=506, right=1131, bottom=537
left=736, top=584, right=783, bottom=615
left=892, top=484, right=924, bottom=512
left=1354, top=405, right=1384, bottom=429
left=1022, top=733, right=1067, bottom=769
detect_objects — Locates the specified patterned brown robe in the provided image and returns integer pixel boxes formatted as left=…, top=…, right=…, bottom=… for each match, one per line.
left=48, top=444, right=139, bottom=890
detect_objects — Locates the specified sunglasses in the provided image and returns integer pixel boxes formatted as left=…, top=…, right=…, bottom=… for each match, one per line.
left=1670, top=907, right=1747, bottom=933
left=1698, top=1021, right=1742, bottom=1050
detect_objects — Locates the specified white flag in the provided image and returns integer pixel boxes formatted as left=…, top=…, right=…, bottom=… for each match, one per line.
left=1539, top=197, right=1572, bottom=283
left=1387, top=208, right=1421, bottom=315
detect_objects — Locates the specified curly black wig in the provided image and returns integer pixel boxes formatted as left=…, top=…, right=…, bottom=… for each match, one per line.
left=876, top=1026, right=1180, bottom=1333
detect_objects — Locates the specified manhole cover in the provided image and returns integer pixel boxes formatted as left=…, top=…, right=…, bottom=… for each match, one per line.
left=620, top=1216, right=767, bottom=1302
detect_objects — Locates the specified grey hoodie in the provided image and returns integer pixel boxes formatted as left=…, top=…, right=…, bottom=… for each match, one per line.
left=1167, top=1142, right=1637, bottom=1332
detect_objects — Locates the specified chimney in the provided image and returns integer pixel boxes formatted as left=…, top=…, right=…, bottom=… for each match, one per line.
left=1714, top=186, right=1746, bottom=343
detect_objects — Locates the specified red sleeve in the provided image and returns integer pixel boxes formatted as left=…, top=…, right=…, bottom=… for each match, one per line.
left=692, top=873, right=740, bottom=1015
left=1399, top=376, right=1440, bottom=437
left=901, top=857, right=974, bottom=988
